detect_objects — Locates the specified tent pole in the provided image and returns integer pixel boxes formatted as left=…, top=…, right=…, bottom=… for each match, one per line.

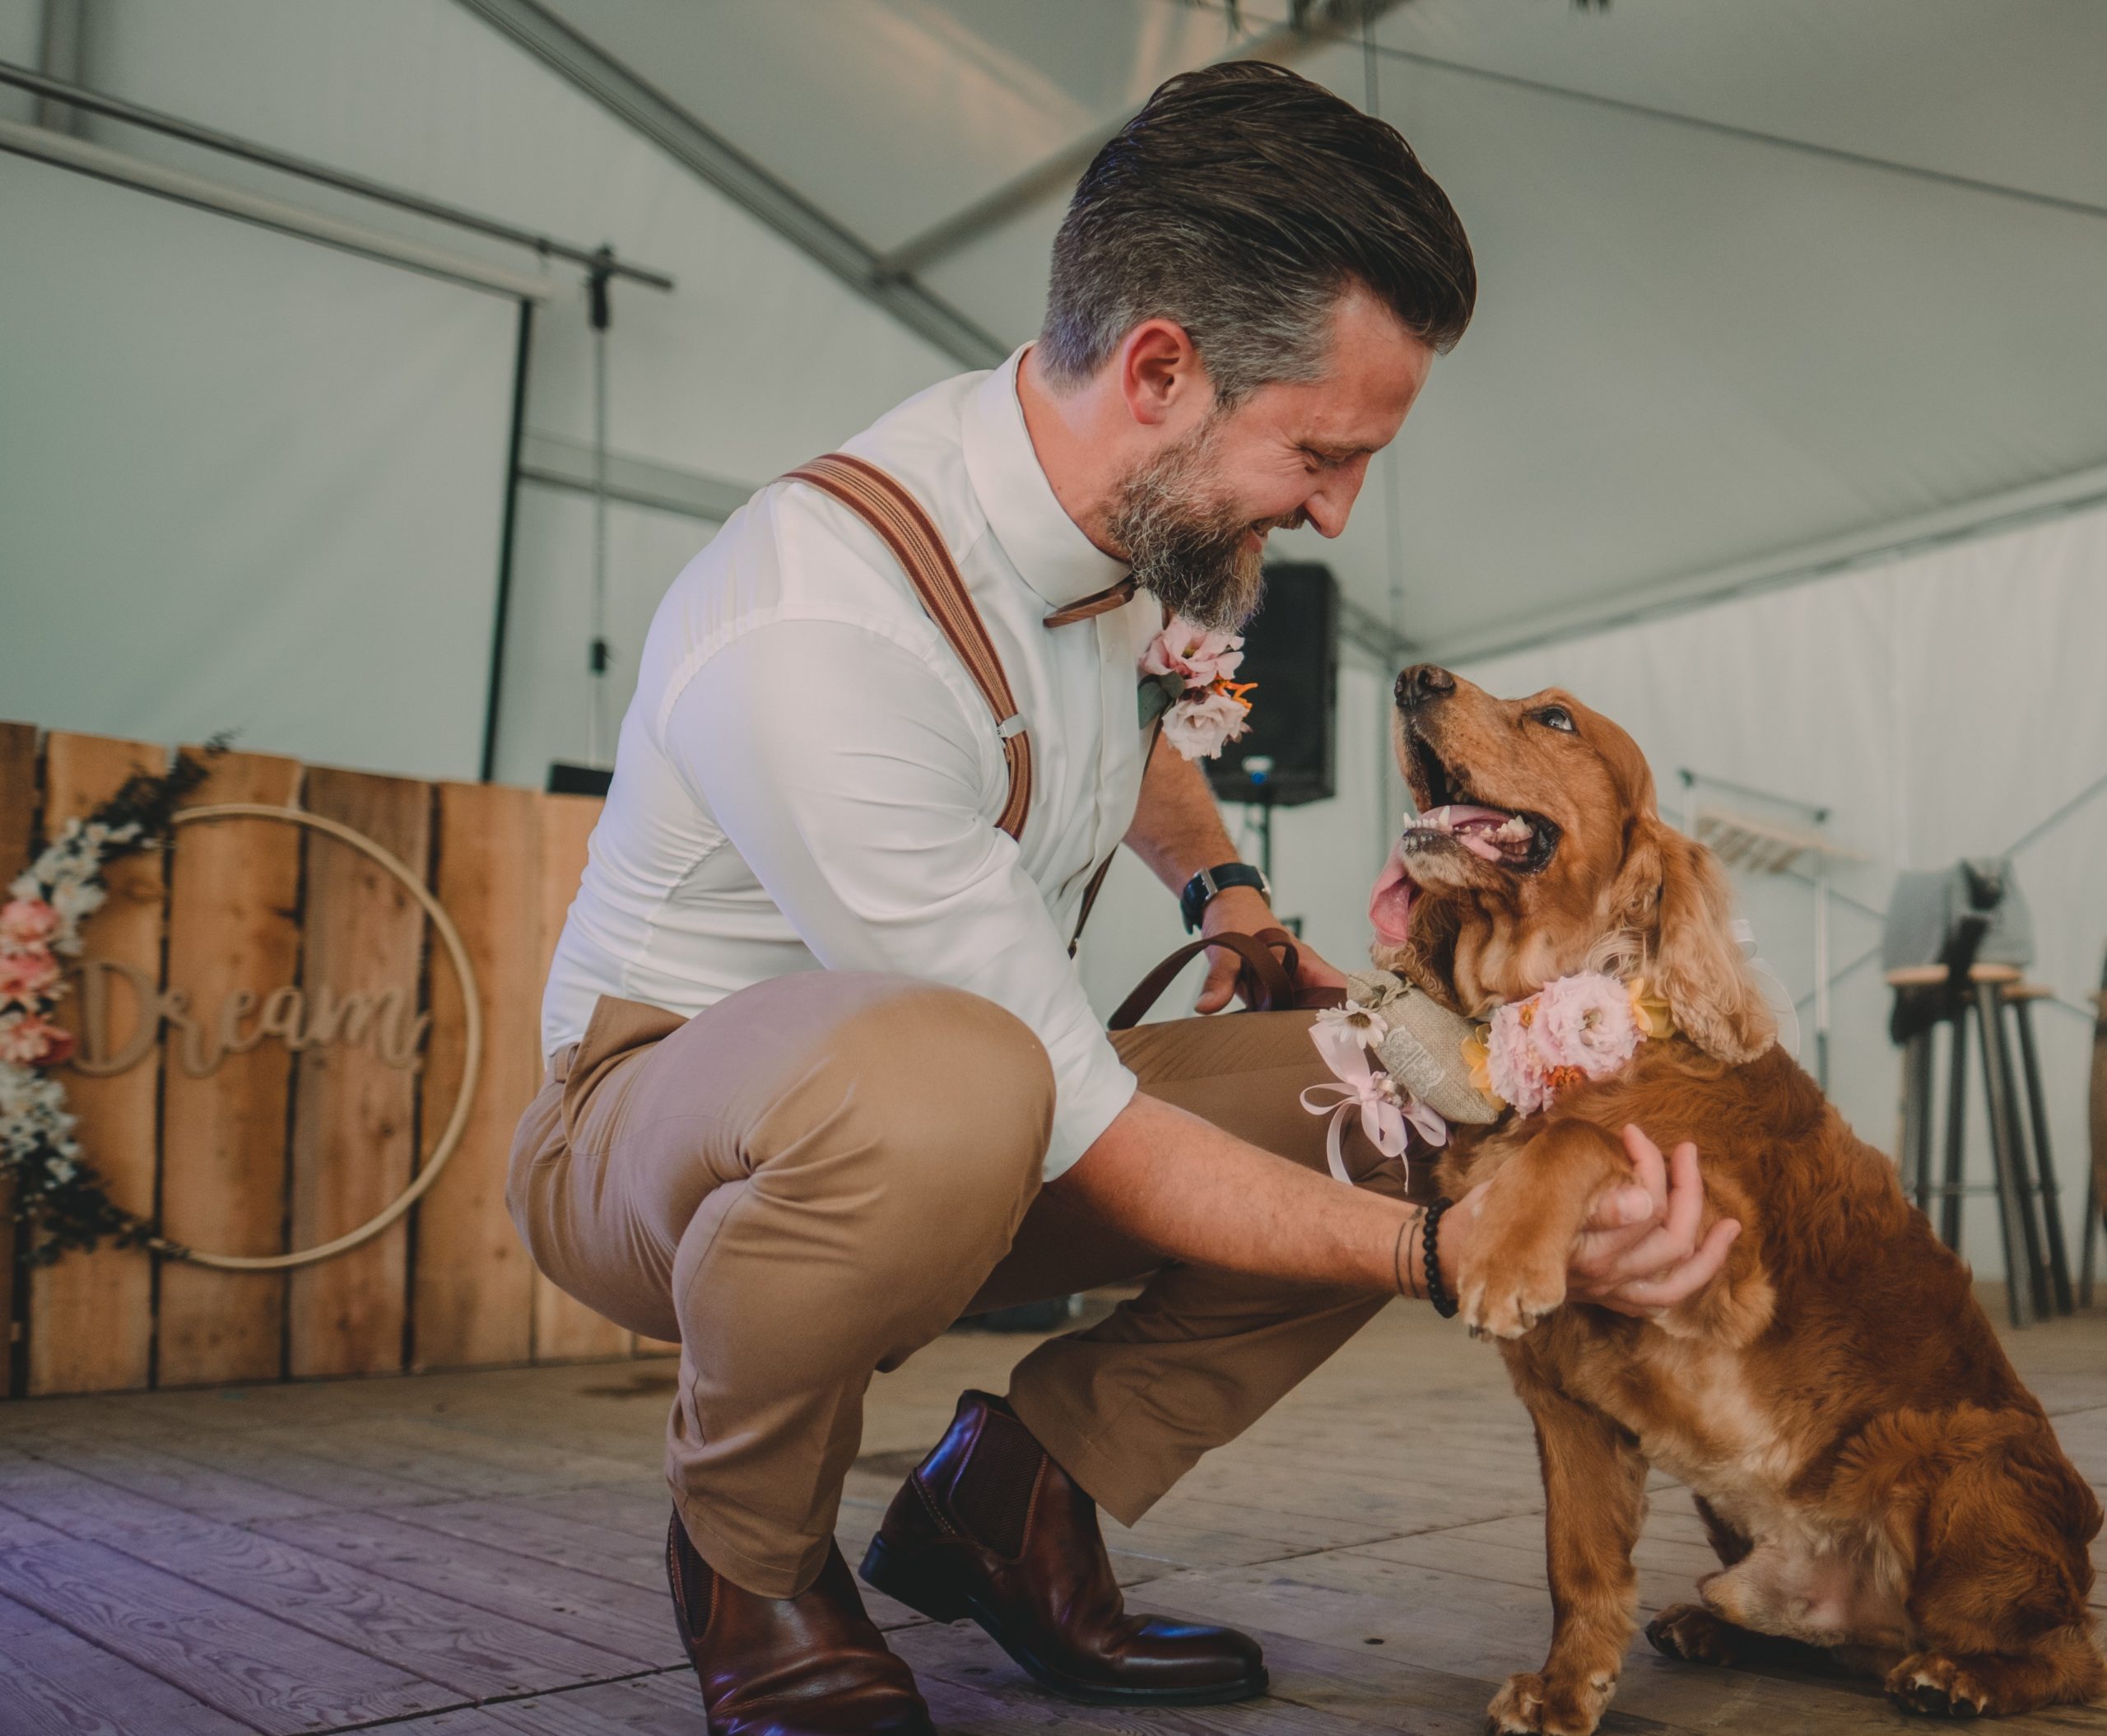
left=481, top=297, right=535, bottom=783
left=0, top=58, right=673, bottom=291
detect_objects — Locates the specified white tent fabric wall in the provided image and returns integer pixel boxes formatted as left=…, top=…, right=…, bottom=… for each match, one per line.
left=0, top=149, right=519, bottom=780
left=496, top=492, right=722, bottom=788
left=0, top=1, right=35, bottom=123
left=23, top=0, right=957, bottom=778
left=1460, top=506, right=2107, bottom=1283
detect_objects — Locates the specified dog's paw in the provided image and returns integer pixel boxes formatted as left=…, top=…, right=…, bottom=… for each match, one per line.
left=1458, top=1249, right=1566, bottom=1340
left=1483, top=1670, right=1610, bottom=1735
left=1886, top=1653, right=1993, bottom=1719
left=1646, top=1602, right=1745, bottom=1666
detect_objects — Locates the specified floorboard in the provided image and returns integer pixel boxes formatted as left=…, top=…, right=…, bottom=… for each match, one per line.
left=0, top=1588, right=253, bottom=1736
left=0, top=1535, right=454, bottom=1732
left=252, top=1506, right=686, bottom=1668
left=1, top=1301, right=2103, bottom=1733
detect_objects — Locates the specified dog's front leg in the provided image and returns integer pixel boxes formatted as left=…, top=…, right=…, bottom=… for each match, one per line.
left=1451, top=1119, right=1628, bottom=1338
left=1486, top=1360, right=1648, bottom=1736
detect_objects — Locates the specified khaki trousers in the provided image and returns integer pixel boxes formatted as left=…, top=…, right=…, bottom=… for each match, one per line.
left=508, top=973, right=1405, bottom=1598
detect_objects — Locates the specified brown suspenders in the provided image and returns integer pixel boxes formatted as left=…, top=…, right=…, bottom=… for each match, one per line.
left=779, top=451, right=1151, bottom=952
left=782, top=453, right=1033, bottom=841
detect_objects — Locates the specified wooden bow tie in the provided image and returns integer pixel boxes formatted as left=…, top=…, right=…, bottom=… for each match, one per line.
left=1043, top=576, right=1138, bottom=629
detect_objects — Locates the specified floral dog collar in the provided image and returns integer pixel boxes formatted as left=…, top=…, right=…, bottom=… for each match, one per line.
left=1467, top=974, right=1675, bottom=1117
left=1303, top=968, right=1676, bottom=1180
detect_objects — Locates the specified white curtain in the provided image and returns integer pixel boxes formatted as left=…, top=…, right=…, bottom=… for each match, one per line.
left=0, top=151, right=519, bottom=779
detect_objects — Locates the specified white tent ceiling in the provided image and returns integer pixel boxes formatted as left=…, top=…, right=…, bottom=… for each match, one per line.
left=474, top=0, right=2107, bottom=659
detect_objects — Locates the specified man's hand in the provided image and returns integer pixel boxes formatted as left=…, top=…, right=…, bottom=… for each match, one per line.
left=1194, top=885, right=1348, bottom=1013
left=1559, top=1124, right=1738, bottom=1316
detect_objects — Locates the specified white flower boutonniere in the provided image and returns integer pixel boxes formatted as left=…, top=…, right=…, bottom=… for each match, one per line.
left=1137, top=617, right=1256, bottom=759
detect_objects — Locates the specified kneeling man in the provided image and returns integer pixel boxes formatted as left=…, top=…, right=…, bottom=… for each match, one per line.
left=514, top=62, right=1733, bottom=1736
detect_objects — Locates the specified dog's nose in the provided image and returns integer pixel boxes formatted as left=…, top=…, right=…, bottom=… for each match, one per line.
left=1396, top=664, right=1455, bottom=711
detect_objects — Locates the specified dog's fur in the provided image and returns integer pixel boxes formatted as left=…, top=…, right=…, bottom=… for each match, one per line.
left=1376, top=666, right=2104, bottom=1732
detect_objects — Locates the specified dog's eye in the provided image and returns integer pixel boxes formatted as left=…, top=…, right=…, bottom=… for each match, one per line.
left=1534, top=706, right=1576, bottom=733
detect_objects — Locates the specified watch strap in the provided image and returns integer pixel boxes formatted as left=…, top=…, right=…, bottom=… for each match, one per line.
left=1180, top=862, right=1269, bottom=933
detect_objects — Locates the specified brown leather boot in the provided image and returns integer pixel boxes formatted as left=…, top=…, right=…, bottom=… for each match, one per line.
left=859, top=1391, right=1267, bottom=1705
left=667, top=1511, right=934, bottom=1736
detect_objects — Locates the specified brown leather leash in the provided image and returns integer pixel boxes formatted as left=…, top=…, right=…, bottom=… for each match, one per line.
left=1108, top=926, right=1345, bottom=1030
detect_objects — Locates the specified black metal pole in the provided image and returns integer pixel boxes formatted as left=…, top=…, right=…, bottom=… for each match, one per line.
left=481, top=296, right=535, bottom=784
left=1940, top=1006, right=1970, bottom=1252
left=2012, top=997, right=2074, bottom=1315
left=0, top=58, right=674, bottom=291
left=1976, top=979, right=2038, bottom=1329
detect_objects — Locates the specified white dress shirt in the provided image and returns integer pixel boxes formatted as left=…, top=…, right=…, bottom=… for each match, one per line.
left=542, top=349, right=1160, bottom=1178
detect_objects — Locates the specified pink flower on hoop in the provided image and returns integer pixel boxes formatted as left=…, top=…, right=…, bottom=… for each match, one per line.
left=1142, top=619, right=1244, bottom=687
left=0, top=944, right=60, bottom=1005
left=0, top=1009, right=74, bottom=1068
left=0, top=898, right=60, bottom=952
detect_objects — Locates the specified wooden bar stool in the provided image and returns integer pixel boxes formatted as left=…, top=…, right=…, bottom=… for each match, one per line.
left=2081, top=983, right=2105, bottom=1310
left=1889, top=963, right=2074, bottom=1328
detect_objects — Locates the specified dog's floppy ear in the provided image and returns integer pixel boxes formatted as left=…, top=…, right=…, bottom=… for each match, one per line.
left=1640, top=824, right=1776, bottom=1064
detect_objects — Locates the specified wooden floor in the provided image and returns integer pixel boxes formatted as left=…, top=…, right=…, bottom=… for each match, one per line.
left=2, top=1297, right=2105, bottom=1735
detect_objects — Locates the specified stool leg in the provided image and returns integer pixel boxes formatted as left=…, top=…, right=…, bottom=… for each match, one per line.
left=1976, top=980, right=2038, bottom=1329
left=1905, top=1032, right=1921, bottom=1205
left=1941, top=1006, right=1970, bottom=1252
left=2081, top=1163, right=2099, bottom=1310
left=1990, top=992, right=2054, bottom=1322
left=2011, top=998, right=2073, bottom=1315
left=1912, top=1028, right=1935, bottom=1215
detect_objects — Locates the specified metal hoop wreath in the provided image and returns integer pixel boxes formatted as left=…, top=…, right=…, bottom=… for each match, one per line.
left=145, top=803, right=484, bottom=1272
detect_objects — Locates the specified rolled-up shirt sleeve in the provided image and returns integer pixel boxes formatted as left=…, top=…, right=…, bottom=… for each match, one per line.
left=661, top=615, right=1137, bottom=1179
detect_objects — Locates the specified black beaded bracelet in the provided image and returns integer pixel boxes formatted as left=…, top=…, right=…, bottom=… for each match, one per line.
left=1422, top=1197, right=1459, bottom=1319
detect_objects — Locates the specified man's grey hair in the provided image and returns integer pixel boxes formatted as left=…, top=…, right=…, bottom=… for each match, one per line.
left=1039, top=62, right=1476, bottom=406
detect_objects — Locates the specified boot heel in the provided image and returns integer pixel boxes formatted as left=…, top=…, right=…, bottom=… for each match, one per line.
left=859, top=1535, right=972, bottom=1624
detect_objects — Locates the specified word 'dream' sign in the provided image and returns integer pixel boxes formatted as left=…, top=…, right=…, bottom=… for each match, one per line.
left=71, top=803, right=483, bottom=1273
left=71, top=959, right=428, bottom=1077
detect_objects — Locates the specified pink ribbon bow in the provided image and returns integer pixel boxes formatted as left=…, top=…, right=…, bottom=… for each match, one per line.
left=1299, top=1020, right=1447, bottom=1185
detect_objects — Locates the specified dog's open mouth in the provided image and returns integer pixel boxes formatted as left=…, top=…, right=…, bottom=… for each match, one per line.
left=1370, top=735, right=1560, bottom=945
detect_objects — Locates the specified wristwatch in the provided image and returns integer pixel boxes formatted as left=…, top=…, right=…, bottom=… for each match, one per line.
left=1179, top=862, right=1270, bottom=933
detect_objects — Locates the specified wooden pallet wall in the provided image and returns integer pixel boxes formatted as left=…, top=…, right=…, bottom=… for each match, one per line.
left=0, top=724, right=667, bottom=1398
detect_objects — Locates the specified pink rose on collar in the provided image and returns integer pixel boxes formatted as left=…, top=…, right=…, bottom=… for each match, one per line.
left=1142, top=618, right=1244, bottom=688
left=0, top=898, right=60, bottom=951
left=1534, top=972, right=1644, bottom=1077
left=1486, top=971, right=1647, bottom=1116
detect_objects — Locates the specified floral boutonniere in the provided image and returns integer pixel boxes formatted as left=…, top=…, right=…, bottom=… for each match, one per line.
left=1138, top=617, right=1256, bottom=759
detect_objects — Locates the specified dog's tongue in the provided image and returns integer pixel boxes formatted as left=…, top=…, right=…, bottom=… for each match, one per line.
left=1416, top=803, right=1528, bottom=864
left=1370, top=840, right=1417, bottom=945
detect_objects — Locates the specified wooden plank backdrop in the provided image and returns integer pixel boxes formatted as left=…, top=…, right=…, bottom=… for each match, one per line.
left=0, top=725, right=663, bottom=1399
left=529, top=794, right=631, bottom=1364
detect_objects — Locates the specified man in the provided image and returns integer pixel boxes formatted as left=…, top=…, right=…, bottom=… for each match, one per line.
left=514, top=62, right=1734, bottom=1736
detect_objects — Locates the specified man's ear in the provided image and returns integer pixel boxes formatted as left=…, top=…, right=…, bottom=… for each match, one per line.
left=1636, top=824, right=1776, bottom=1064
left=1116, top=319, right=1205, bottom=428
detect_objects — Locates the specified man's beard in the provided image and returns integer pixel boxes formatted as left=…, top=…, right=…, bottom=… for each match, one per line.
left=1106, top=420, right=1301, bottom=633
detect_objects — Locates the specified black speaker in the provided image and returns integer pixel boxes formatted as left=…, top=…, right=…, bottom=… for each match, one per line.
left=547, top=761, right=613, bottom=797
left=1203, top=562, right=1337, bottom=808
